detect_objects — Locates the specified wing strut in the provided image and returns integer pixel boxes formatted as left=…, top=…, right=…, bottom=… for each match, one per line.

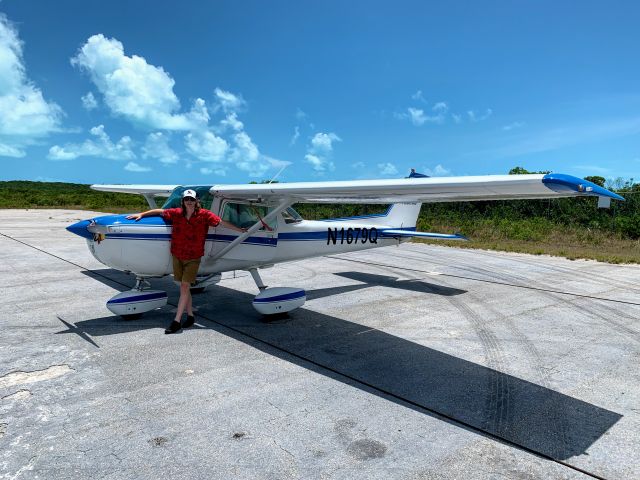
left=209, top=197, right=294, bottom=264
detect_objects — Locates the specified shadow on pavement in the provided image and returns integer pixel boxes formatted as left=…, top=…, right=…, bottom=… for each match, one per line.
left=66, top=267, right=621, bottom=461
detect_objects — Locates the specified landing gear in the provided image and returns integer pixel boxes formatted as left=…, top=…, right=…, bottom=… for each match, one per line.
left=106, top=276, right=168, bottom=319
left=248, top=268, right=306, bottom=316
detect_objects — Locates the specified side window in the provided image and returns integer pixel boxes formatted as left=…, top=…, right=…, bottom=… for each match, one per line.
left=221, top=203, right=276, bottom=230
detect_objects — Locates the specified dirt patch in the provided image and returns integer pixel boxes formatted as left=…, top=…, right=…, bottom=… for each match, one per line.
left=2, top=390, right=32, bottom=402
left=0, top=365, right=73, bottom=389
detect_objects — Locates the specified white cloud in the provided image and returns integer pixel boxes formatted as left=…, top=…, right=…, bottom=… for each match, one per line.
left=72, top=34, right=192, bottom=130
left=502, top=121, right=524, bottom=131
left=81, top=92, right=98, bottom=110
left=352, top=161, right=365, bottom=168
left=142, top=132, right=178, bottom=164
left=0, top=14, right=63, bottom=155
left=186, top=98, right=210, bottom=128
left=432, top=102, right=448, bottom=113
left=200, top=167, right=227, bottom=176
left=230, top=131, right=269, bottom=177
left=185, top=130, right=228, bottom=162
left=295, top=108, right=307, bottom=121
left=124, top=161, right=151, bottom=172
left=378, top=162, right=398, bottom=176
left=47, top=124, right=135, bottom=161
left=305, top=131, right=341, bottom=173
left=310, top=132, right=341, bottom=153
left=0, top=142, right=24, bottom=157
left=452, top=113, right=462, bottom=124
left=424, top=164, right=451, bottom=177
left=305, top=153, right=333, bottom=173
left=214, top=88, right=246, bottom=113
left=467, top=108, right=493, bottom=122
left=411, top=90, right=426, bottom=103
left=395, top=107, right=445, bottom=126
left=289, top=126, right=300, bottom=146
left=407, top=107, right=426, bottom=126
left=220, top=112, right=243, bottom=132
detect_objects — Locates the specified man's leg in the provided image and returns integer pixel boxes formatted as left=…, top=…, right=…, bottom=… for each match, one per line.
left=175, top=281, right=191, bottom=322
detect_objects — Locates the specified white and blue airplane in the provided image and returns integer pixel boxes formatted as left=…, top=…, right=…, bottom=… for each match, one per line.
left=66, top=172, right=623, bottom=318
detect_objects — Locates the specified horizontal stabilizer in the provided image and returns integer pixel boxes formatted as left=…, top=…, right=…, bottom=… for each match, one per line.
left=380, top=229, right=468, bottom=241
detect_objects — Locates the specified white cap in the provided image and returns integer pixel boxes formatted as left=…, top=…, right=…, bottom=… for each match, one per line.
left=182, top=189, right=197, bottom=199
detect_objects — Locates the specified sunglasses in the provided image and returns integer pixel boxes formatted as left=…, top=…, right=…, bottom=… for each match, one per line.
left=183, top=197, right=196, bottom=202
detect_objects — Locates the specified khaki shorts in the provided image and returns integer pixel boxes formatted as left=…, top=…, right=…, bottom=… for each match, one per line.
left=172, top=256, right=201, bottom=285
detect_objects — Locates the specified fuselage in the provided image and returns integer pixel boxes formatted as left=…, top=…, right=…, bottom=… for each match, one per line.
left=67, top=196, right=420, bottom=278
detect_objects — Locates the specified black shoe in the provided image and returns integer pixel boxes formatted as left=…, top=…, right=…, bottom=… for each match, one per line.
left=164, top=320, right=182, bottom=334
left=182, top=315, right=195, bottom=329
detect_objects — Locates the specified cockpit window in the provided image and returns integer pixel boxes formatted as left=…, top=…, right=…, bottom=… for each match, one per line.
left=221, top=202, right=276, bottom=230
left=282, top=206, right=303, bottom=224
left=161, top=186, right=214, bottom=210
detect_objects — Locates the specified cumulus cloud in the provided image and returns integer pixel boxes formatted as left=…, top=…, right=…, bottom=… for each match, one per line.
left=310, top=132, right=341, bottom=153
left=185, top=130, right=228, bottom=163
left=467, top=108, right=493, bottom=122
left=81, top=92, right=98, bottom=110
left=214, top=88, right=246, bottom=113
left=200, top=166, right=227, bottom=176
left=289, top=126, right=300, bottom=146
left=220, top=112, right=243, bottom=132
left=411, top=90, right=426, bottom=103
left=124, top=161, right=151, bottom=172
left=47, top=124, right=135, bottom=161
left=229, top=131, right=269, bottom=177
left=304, top=131, right=341, bottom=173
left=0, top=142, right=25, bottom=157
left=0, top=14, right=63, bottom=156
left=424, top=164, right=451, bottom=177
left=71, top=34, right=192, bottom=130
left=395, top=107, right=445, bottom=126
left=378, top=162, right=398, bottom=176
left=502, top=121, right=524, bottom=131
left=142, top=132, right=178, bottom=164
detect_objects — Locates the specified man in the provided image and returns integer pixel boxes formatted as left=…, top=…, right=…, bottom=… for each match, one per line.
left=127, top=189, right=245, bottom=334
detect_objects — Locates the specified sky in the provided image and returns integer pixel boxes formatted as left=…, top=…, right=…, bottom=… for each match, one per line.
left=1, top=0, right=639, bottom=185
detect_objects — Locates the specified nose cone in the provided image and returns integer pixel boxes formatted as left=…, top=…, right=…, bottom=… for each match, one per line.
left=66, top=219, right=94, bottom=239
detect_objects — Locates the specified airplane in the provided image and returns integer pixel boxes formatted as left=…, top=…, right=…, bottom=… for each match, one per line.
left=66, top=171, right=624, bottom=319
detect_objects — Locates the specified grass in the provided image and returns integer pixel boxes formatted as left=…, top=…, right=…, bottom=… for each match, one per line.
left=413, top=221, right=640, bottom=264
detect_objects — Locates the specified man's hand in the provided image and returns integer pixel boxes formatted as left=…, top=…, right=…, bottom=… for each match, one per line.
left=126, top=213, right=143, bottom=221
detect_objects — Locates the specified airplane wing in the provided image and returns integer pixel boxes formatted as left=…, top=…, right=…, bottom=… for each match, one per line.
left=210, top=173, right=624, bottom=204
left=90, top=185, right=178, bottom=196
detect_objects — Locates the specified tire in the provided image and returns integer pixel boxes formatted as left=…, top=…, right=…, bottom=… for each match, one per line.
left=190, top=287, right=206, bottom=294
left=121, top=313, right=143, bottom=320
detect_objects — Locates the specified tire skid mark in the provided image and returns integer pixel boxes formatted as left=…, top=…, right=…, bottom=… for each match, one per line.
left=362, top=258, right=574, bottom=458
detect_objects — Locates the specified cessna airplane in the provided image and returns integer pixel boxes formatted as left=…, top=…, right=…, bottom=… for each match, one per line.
left=66, top=172, right=623, bottom=318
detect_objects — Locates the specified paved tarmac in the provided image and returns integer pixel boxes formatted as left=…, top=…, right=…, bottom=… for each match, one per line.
left=1, top=209, right=639, bottom=480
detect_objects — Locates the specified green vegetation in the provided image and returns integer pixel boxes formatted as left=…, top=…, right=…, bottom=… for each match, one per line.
left=2, top=171, right=639, bottom=263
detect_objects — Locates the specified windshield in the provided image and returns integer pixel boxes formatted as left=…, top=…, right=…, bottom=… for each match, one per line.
left=282, top=206, right=303, bottom=223
left=161, top=186, right=214, bottom=210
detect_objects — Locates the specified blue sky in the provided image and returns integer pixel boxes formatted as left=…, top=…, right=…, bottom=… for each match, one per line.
left=1, top=0, right=639, bottom=185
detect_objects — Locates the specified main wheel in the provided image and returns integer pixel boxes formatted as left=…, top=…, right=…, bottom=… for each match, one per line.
left=121, top=313, right=143, bottom=320
left=190, top=287, right=206, bottom=294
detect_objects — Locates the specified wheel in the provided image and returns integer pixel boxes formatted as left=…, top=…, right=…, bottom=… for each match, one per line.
left=190, top=287, right=206, bottom=294
left=121, top=313, right=143, bottom=320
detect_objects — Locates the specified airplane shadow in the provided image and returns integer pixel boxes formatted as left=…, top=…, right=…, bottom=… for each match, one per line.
left=64, top=268, right=620, bottom=461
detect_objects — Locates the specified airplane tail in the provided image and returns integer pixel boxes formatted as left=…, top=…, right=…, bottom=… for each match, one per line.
left=341, top=202, right=423, bottom=229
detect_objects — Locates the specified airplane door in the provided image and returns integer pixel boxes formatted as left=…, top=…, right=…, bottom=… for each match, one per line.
left=206, top=201, right=277, bottom=263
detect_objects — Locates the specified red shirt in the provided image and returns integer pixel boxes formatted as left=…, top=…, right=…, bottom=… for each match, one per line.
left=162, top=208, right=221, bottom=260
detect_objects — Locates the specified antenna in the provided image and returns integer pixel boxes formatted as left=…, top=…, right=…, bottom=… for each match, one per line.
left=268, top=163, right=288, bottom=184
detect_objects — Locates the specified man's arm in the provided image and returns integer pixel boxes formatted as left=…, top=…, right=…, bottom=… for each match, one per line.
left=218, top=219, right=246, bottom=233
left=126, top=208, right=165, bottom=221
